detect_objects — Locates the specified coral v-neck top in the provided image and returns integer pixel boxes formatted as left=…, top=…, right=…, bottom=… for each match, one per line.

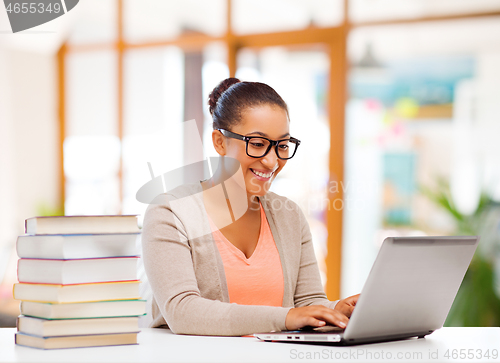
left=208, top=203, right=284, bottom=307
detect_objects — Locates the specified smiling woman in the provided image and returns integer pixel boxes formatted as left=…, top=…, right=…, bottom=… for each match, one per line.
left=141, top=78, right=359, bottom=336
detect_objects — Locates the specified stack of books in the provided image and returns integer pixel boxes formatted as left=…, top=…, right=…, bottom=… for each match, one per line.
left=14, top=215, right=146, bottom=349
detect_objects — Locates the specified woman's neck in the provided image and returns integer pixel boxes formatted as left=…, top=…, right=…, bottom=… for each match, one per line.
left=201, top=176, right=260, bottom=224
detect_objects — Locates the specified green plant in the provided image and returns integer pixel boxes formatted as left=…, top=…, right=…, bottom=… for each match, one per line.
left=421, top=178, right=500, bottom=327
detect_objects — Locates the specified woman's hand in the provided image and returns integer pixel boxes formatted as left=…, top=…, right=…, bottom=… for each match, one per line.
left=334, top=294, right=360, bottom=318
left=285, top=306, right=349, bottom=331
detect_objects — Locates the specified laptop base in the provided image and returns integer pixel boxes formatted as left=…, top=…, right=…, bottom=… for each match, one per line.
left=255, top=330, right=435, bottom=346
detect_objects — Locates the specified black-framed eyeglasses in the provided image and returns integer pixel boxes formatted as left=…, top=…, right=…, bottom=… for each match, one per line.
left=218, top=129, right=301, bottom=160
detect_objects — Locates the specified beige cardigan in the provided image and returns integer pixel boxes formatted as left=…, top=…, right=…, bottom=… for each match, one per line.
left=141, top=182, right=339, bottom=336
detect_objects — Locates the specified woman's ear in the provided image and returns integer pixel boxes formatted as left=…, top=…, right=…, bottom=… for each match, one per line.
left=212, top=130, right=226, bottom=156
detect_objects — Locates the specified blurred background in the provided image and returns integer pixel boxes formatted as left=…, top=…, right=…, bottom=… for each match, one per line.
left=1, top=0, right=500, bottom=328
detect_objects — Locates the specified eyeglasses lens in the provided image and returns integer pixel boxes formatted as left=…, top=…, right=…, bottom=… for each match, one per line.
left=247, top=138, right=297, bottom=159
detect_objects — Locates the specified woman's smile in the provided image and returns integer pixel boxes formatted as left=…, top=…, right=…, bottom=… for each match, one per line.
left=249, top=167, right=277, bottom=181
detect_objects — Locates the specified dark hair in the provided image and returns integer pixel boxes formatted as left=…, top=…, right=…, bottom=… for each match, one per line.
left=208, top=78, right=289, bottom=130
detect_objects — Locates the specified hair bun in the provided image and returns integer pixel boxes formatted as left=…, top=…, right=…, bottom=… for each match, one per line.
left=208, top=78, right=241, bottom=116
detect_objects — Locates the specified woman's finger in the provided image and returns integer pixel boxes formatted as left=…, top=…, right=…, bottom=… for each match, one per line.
left=306, top=317, right=326, bottom=327
left=314, top=309, right=348, bottom=328
left=347, top=294, right=360, bottom=305
left=342, top=305, right=355, bottom=318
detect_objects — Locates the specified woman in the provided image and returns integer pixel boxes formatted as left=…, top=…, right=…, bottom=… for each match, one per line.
left=142, top=78, right=359, bottom=336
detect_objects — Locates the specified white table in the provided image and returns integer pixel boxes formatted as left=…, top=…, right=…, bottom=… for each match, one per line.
left=1, top=327, right=499, bottom=363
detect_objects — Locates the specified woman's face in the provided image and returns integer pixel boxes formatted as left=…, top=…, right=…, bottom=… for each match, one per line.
left=215, top=104, right=289, bottom=197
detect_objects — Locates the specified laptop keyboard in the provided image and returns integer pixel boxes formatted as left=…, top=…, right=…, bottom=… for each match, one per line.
left=302, top=325, right=345, bottom=334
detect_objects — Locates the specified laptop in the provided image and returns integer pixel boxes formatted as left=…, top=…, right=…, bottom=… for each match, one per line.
left=255, top=236, right=479, bottom=345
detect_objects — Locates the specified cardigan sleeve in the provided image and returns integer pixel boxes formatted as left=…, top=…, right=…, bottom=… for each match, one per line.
left=292, top=201, right=340, bottom=310
left=141, top=194, right=292, bottom=336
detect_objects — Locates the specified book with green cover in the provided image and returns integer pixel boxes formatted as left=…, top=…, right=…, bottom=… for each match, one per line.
left=13, top=281, right=141, bottom=303
left=20, top=299, right=147, bottom=319
left=17, top=315, right=140, bottom=337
